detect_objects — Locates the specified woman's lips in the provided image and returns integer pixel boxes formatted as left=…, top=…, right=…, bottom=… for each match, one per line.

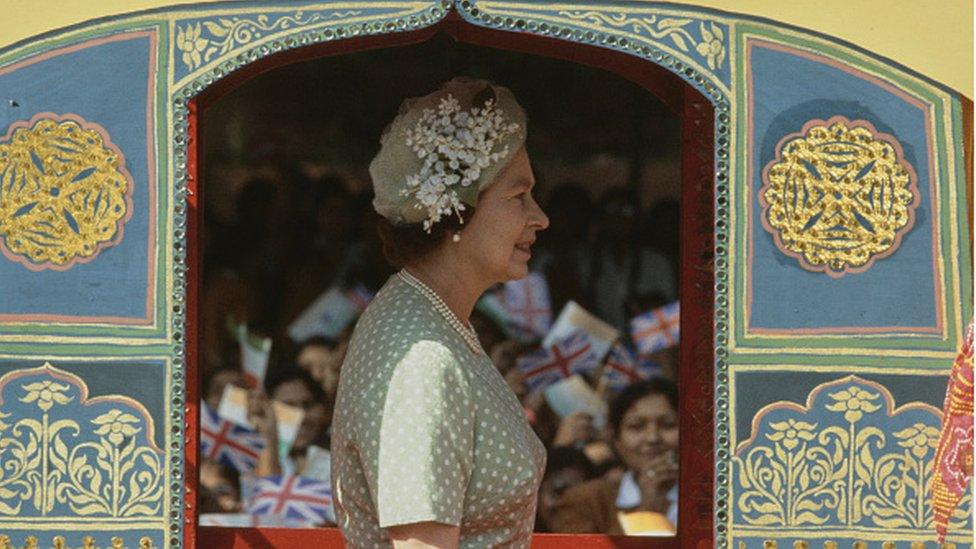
left=515, top=243, right=532, bottom=256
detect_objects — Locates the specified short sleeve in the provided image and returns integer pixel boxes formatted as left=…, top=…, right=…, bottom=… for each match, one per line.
left=371, top=340, right=474, bottom=528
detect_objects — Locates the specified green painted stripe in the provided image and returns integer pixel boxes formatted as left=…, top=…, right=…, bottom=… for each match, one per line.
left=727, top=352, right=954, bottom=370
left=0, top=343, right=174, bottom=357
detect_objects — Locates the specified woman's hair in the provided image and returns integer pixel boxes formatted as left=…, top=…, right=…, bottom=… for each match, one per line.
left=376, top=205, right=476, bottom=267
left=608, top=378, right=678, bottom=437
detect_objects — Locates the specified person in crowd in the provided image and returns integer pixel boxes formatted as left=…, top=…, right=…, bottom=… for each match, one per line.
left=202, top=367, right=246, bottom=412
left=549, top=378, right=678, bottom=534
left=330, top=78, right=550, bottom=548
left=198, top=457, right=242, bottom=514
left=249, top=366, right=332, bottom=477
left=535, top=447, right=597, bottom=532
left=579, top=187, right=676, bottom=330
left=295, top=336, right=347, bottom=407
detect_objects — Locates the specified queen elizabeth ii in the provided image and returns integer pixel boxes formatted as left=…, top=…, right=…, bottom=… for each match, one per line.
left=331, top=78, right=550, bottom=548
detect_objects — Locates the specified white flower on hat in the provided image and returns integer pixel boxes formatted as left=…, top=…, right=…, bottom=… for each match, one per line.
left=402, top=93, right=520, bottom=233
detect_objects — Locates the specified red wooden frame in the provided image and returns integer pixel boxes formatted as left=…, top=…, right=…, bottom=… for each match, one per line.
left=188, top=12, right=715, bottom=548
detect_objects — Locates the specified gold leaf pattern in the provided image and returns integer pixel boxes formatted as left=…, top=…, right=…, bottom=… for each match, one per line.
left=0, top=116, right=132, bottom=270
left=760, top=117, right=919, bottom=277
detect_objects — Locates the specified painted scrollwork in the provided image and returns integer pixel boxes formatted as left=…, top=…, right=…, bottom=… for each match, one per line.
left=176, top=10, right=362, bottom=70
left=0, top=364, right=162, bottom=518
left=734, top=377, right=971, bottom=532
left=557, top=11, right=727, bottom=70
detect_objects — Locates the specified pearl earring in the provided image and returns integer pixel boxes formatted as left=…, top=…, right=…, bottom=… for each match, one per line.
left=452, top=231, right=461, bottom=242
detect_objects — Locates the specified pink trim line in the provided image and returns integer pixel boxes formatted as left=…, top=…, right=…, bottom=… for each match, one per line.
left=0, top=30, right=158, bottom=326
left=744, top=38, right=944, bottom=337
left=734, top=374, right=941, bottom=456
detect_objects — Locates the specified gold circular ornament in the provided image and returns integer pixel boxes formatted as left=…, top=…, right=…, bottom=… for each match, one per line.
left=759, top=116, right=919, bottom=278
left=0, top=114, right=133, bottom=270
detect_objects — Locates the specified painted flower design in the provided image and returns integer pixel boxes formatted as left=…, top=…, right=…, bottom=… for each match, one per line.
left=92, top=409, right=141, bottom=446
left=894, top=422, right=941, bottom=459
left=766, top=418, right=817, bottom=450
left=825, top=387, right=881, bottom=423
left=19, top=380, right=73, bottom=412
left=695, top=22, right=725, bottom=70
left=177, top=22, right=209, bottom=69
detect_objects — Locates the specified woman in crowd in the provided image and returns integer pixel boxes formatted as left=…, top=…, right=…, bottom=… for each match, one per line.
left=330, top=78, right=550, bottom=548
left=549, top=378, right=679, bottom=534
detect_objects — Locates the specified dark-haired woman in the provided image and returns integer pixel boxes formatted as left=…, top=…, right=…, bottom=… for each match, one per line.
left=549, top=379, right=679, bottom=535
left=331, top=78, right=550, bottom=548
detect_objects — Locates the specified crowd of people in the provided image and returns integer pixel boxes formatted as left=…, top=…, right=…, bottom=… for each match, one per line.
left=197, top=164, right=682, bottom=534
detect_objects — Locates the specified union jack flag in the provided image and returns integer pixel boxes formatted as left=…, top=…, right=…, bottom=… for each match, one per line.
left=602, top=343, right=662, bottom=392
left=630, top=301, right=680, bottom=355
left=245, top=474, right=334, bottom=524
left=501, top=273, right=552, bottom=339
left=200, top=402, right=265, bottom=474
left=516, top=331, right=599, bottom=392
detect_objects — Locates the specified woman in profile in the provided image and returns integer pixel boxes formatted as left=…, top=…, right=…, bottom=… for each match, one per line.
left=331, top=78, right=550, bottom=548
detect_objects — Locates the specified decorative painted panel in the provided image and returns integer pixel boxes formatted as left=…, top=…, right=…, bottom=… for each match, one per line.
left=0, top=1, right=969, bottom=548
left=732, top=28, right=971, bottom=356
left=730, top=370, right=973, bottom=546
left=0, top=361, right=168, bottom=548
left=0, top=28, right=166, bottom=341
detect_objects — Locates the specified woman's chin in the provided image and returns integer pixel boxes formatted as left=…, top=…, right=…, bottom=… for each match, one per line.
left=504, top=263, right=530, bottom=281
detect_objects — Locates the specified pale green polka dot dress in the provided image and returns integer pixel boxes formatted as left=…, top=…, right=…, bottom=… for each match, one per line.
left=331, top=274, right=547, bottom=548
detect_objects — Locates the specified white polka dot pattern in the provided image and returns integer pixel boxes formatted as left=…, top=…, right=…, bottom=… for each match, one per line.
left=331, top=276, right=546, bottom=548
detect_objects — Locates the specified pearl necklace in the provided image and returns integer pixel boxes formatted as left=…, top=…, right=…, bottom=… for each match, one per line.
left=397, top=269, right=484, bottom=355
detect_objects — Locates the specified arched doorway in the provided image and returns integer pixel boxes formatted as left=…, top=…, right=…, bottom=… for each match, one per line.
left=186, top=11, right=718, bottom=548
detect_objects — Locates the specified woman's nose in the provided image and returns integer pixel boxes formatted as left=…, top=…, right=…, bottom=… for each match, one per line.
left=530, top=196, right=550, bottom=229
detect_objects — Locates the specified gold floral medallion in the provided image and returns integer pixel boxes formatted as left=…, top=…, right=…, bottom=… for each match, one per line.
left=760, top=116, right=918, bottom=277
left=0, top=114, right=133, bottom=270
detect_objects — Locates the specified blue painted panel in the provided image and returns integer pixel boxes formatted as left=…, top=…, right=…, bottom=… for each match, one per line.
left=0, top=33, right=153, bottom=321
left=749, top=43, right=938, bottom=331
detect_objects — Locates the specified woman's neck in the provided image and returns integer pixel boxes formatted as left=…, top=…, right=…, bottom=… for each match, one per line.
left=404, top=248, right=489, bottom=323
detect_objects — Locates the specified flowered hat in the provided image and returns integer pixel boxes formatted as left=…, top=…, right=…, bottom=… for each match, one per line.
left=370, top=77, right=527, bottom=232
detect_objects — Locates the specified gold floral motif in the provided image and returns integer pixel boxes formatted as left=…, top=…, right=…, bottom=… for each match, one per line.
left=91, top=410, right=140, bottom=447
left=767, top=419, right=817, bottom=450
left=0, top=115, right=132, bottom=270
left=175, top=22, right=208, bottom=69
left=19, top=381, right=72, bottom=413
left=734, top=377, right=972, bottom=532
left=825, top=387, right=882, bottom=423
left=760, top=117, right=918, bottom=277
left=176, top=10, right=361, bottom=70
left=557, top=10, right=726, bottom=71
left=695, top=22, right=725, bottom=70
left=0, top=364, right=162, bottom=518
